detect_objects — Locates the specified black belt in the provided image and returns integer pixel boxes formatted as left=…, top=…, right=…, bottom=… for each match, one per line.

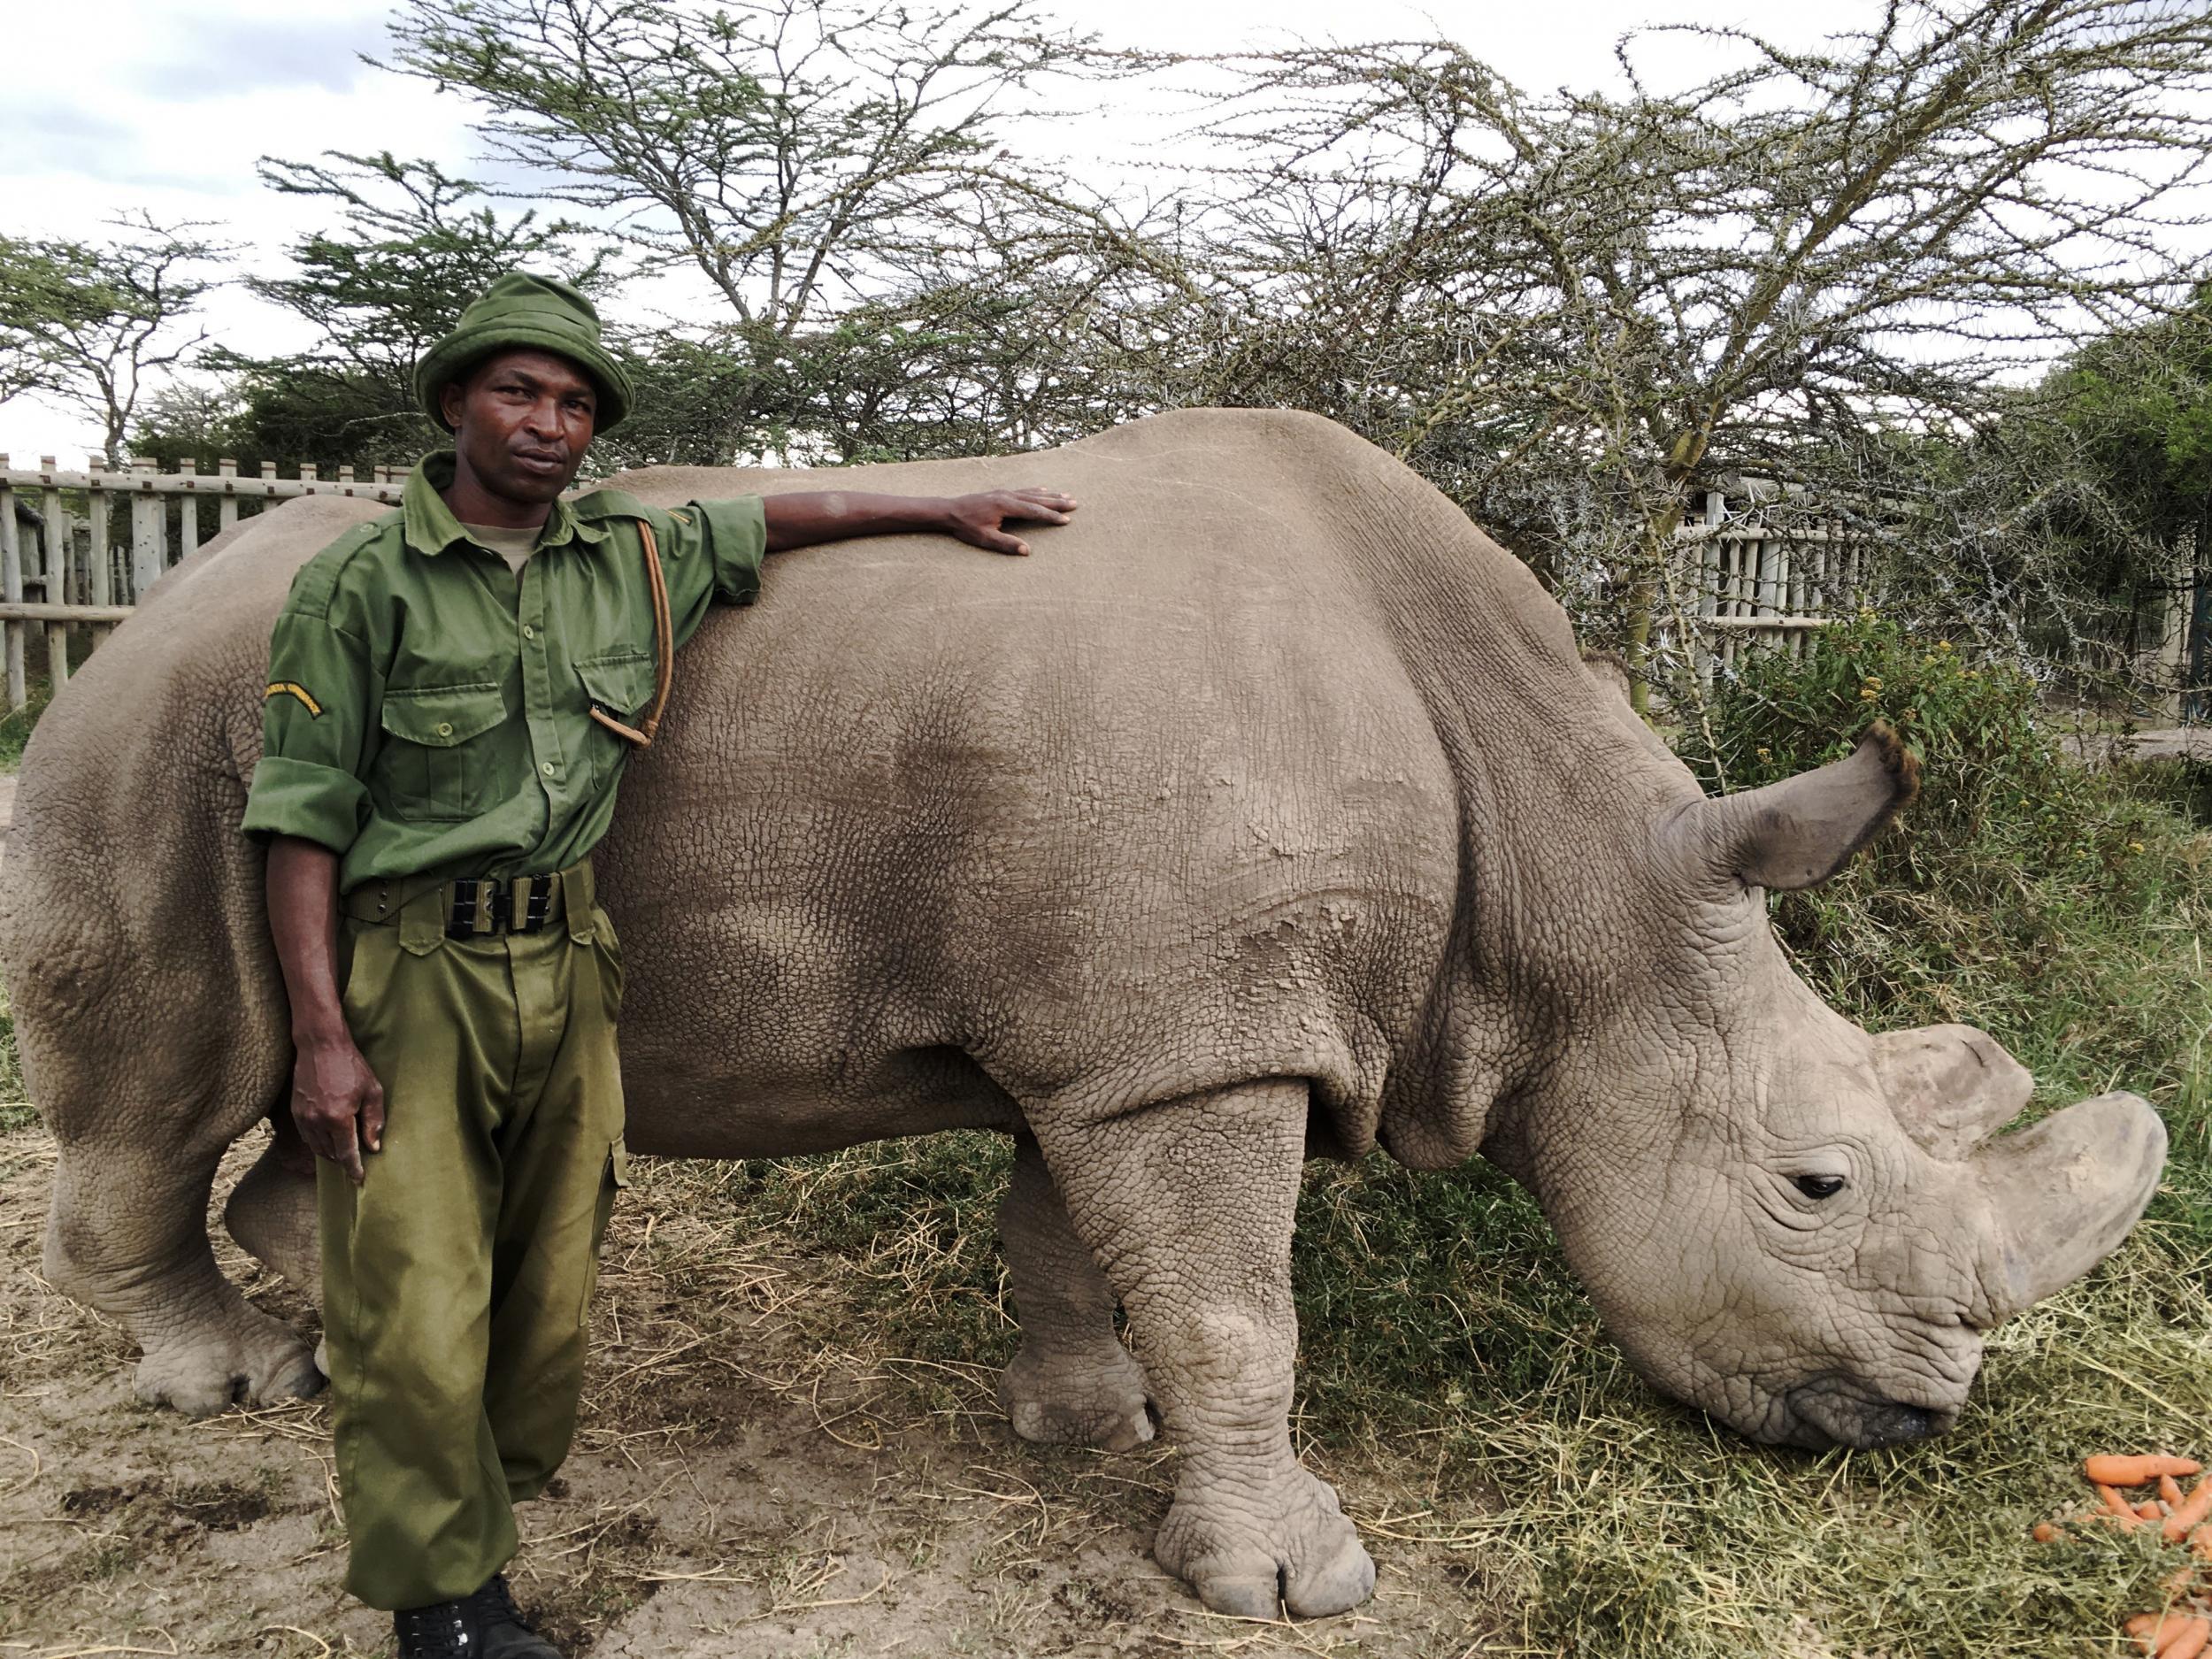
left=341, top=860, right=593, bottom=940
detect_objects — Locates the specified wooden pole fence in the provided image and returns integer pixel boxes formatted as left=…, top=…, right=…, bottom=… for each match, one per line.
left=0, top=455, right=409, bottom=715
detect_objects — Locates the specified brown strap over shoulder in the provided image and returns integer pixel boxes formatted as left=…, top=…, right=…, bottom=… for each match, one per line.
left=588, top=516, right=674, bottom=749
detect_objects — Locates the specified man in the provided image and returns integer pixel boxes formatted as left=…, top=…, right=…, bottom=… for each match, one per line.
left=240, top=273, right=1076, bottom=1659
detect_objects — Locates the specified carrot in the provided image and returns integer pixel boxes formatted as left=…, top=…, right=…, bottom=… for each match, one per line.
left=2165, top=1476, right=2189, bottom=1508
left=2104, top=1484, right=2150, bottom=1528
left=2032, top=1520, right=2061, bottom=1542
left=2087, top=1455, right=2204, bottom=1486
left=2166, top=1479, right=2212, bottom=1543
left=2129, top=1612, right=2201, bottom=1657
left=2161, top=1617, right=2211, bottom=1659
left=2191, top=1525, right=2212, bottom=1561
left=2143, top=1502, right=2167, bottom=1520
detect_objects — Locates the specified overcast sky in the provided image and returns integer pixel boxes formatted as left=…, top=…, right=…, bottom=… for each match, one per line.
left=0, top=0, right=1953, bottom=462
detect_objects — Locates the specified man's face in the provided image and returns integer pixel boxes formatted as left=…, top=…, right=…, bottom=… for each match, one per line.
left=439, top=348, right=599, bottom=506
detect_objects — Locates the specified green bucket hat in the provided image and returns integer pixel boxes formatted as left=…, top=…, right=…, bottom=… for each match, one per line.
left=415, top=272, right=634, bottom=433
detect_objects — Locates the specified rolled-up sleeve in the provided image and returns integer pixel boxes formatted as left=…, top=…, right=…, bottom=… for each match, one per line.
left=693, top=495, right=767, bottom=605
left=240, top=609, right=374, bottom=853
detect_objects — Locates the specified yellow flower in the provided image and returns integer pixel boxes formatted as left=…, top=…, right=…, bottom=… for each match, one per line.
left=1860, top=687, right=1878, bottom=700
left=1937, top=640, right=1953, bottom=652
left=2130, top=841, right=2146, bottom=854
left=1755, top=747, right=1770, bottom=760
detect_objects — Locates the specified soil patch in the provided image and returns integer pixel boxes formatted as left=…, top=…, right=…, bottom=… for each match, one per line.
left=0, top=1127, right=1508, bottom=1657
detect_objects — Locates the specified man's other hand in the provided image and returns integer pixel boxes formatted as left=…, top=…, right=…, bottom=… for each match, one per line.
left=292, top=1033, right=387, bottom=1186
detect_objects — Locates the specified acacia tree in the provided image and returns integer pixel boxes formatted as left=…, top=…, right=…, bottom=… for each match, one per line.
left=384, top=0, right=1142, bottom=463
left=1153, top=0, right=2212, bottom=707
left=0, top=215, right=233, bottom=466
left=162, top=150, right=618, bottom=468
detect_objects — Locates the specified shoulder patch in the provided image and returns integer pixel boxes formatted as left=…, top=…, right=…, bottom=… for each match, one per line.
left=265, top=680, right=324, bottom=717
left=285, top=512, right=399, bottom=621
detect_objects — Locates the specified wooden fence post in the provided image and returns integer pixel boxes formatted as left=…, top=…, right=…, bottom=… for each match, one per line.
left=0, top=456, right=20, bottom=712
left=39, top=457, right=69, bottom=686
left=179, top=457, right=200, bottom=556
left=129, top=456, right=163, bottom=603
left=218, top=457, right=239, bottom=533
left=86, top=455, right=112, bottom=642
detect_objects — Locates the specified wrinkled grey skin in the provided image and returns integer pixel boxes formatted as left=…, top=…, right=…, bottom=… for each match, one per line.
left=0, top=411, right=2165, bottom=1619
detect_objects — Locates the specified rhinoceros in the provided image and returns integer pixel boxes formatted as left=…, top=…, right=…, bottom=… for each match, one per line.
left=0, top=409, right=2165, bottom=1619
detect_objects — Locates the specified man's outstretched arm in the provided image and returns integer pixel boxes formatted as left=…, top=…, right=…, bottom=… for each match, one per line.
left=763, top=488, right=1077, bottom=557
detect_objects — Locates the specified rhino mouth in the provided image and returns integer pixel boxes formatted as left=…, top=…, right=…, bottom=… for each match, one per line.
left=1779, top=1380, right=1962, bottom=1450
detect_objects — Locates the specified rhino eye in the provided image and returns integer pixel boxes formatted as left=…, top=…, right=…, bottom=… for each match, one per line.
left=1794, top=1173, right=1847, bottom=1200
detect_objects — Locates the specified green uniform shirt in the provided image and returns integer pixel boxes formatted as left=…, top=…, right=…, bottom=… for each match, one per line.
left=241, top=450, right=767, bottom=891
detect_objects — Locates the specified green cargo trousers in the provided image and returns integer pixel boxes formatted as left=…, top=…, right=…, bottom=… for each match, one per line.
left=318, top=862, right=628, bottom=1611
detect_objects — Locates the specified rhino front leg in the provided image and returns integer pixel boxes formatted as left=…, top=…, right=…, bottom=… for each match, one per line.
left=996, top=1130, right=1154, bottom=1450
left=1033, top=1078, right=1374, bottom=1619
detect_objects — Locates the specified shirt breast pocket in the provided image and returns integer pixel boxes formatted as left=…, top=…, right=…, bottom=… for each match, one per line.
left=577, top=650, right=655, bottom=788
left=375, top=681, right=511, bottom=822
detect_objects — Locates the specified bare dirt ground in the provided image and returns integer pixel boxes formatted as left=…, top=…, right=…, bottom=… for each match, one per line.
left=0, top=1127, right=1512, bottom=1659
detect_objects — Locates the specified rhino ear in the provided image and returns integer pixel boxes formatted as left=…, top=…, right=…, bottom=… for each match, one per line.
left=1669, top=723, right=1919, bottom=893
left=1873, top=1024, right=2033, bottom=1161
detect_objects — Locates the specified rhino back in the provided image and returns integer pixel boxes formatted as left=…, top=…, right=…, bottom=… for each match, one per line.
left=586, top=411, right=1546, bottom=1152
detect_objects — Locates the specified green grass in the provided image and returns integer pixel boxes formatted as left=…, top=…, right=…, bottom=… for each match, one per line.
left=0, top=972, right=30, bottom=1133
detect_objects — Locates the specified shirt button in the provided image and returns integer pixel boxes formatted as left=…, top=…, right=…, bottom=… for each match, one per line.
left=541, top=761, right=557, bottom=776
left=435, top=722, right=453, bottom=737
left=522, top=625, right=535, bottom=639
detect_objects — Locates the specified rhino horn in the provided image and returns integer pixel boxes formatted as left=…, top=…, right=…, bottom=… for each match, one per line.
left=1668, top=724, right=1920, bottom=893
left=1874, top=1024, right=2034, bottom=1162
left=1975, top=1092, right=2165, bottom=1324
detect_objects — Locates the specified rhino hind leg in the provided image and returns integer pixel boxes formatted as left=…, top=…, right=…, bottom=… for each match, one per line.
left=45, top=1133, right=323, bottom=1415
left=1033, top=1079, right=1376, bottom=1621
left=221, top=1114, right=323, bottom=1303
left=995, top=1131, right=1155, bottom=1451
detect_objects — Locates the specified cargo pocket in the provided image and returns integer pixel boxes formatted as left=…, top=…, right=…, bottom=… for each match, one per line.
left=374, top=682, right=510, bottom=821
left=580, top=1136, right=631, bottom=1328
left=578, top=650, right=654, bottom=788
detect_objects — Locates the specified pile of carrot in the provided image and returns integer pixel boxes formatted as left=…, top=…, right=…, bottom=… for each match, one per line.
left=2032, top=1454, right=2212, bottom=1655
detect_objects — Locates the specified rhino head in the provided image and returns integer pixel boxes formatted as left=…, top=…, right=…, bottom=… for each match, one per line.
left=1510, top=728, right=2167, bottom=1450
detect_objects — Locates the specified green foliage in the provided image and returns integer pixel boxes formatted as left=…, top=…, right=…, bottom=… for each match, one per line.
left=136, top=153, right=613, bottom=474
left=0, top=972, right=29, bottom=1135
left=0, top=214, right=232, bottom=465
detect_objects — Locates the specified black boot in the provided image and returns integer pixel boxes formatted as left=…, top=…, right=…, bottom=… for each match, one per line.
left=392, top=1576, right=564, bottom=1659
left=392, top=1596, right=480, bottom=1659
left=468, top=1573, right=565, bottom=1659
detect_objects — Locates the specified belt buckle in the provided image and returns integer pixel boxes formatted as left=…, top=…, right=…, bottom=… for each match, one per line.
left=446, top=877, right=507, bottom=939
left=511, top=874, right=553, bottom=935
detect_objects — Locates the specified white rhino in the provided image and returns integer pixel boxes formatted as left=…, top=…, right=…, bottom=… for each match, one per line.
left=0, top=410, right=2165, bottom=1619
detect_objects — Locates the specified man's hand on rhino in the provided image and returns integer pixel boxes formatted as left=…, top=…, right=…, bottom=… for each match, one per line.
left=761, top=486, right=1077, bottom=557
left=291, top=1036, right=386, bottom=1185
left=939, top=488, right=1079, bottom=557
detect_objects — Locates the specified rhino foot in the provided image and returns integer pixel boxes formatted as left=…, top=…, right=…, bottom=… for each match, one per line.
left=1155, top=1467, right=1375, bottom=1619
left=134, top=1302, right=323, bottom=1417
left=997, top=1334, right=1154, bottom=1451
